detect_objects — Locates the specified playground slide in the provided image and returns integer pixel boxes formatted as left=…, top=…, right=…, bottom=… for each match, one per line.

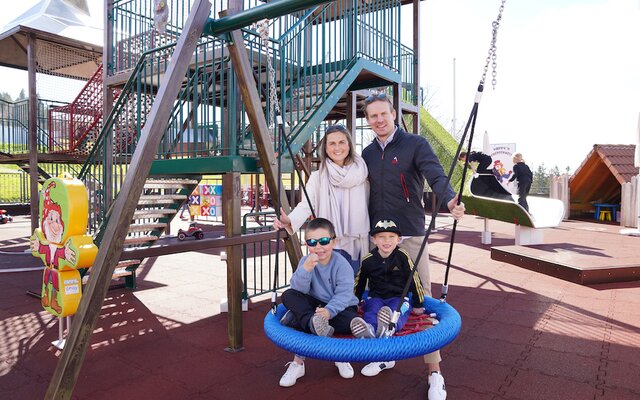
left=462, top=173, right=564, bottom=228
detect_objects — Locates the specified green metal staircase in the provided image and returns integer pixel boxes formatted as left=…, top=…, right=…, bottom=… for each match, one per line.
left=75, top=0, right=415, bottom=288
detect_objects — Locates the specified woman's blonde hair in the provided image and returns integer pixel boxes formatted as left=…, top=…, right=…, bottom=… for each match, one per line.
left=513, top=153, right=524, bottom=163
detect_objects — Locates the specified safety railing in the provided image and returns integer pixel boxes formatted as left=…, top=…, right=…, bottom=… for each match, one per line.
left=241, top=212, right=293, bottom=299
left=47, top=65, right=123, bottom=154
left=0, top=98, right=68, bottom=155
left=109, top=0, right=309, bottom=76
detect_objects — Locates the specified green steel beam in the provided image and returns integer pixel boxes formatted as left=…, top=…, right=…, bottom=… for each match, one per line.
left=287, top=58, right=401, bottom=155
left=203, top=0, right=334, bottom=37
left=150, top=156, right=258, bottom=175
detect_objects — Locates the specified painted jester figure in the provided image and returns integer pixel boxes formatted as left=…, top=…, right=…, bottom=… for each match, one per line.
left=30, top=176, right=97, bottom=317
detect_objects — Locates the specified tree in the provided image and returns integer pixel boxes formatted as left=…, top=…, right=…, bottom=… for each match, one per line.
left=17, top=89, right=26, bottom=101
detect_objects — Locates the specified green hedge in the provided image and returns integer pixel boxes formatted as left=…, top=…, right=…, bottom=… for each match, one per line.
left=419, top=108, right=466, bottom=195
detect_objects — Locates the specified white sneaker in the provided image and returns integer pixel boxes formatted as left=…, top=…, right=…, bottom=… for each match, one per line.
left=279, top=361, right=305, bottom=387
left=350, top=317, right=375, bottom=338
left=427, top=371, right=447, bottom=399
left=334, top=362, right=354, bottom=379
left=360, top=360, right=395, bottom=377
left=376, top=306, right=393, bottom=337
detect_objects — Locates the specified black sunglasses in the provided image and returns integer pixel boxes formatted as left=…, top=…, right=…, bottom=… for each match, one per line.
left=305, top=237, right=335, bottom=247
left=325, top=124, right=347, bottom=134
left=364, top=92, right=388, bottom=103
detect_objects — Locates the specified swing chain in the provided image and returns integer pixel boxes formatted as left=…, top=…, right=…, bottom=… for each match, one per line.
left=481, top=0, right=506, bottom=90
left=257, top=18, right=281, bottom=130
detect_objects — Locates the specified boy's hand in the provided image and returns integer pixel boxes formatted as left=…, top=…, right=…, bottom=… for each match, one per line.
left=302, top=253, right=319, bottom=271
left=411, top=307, right=425, bottom=315
left=314, top=307, right=330, bottom=320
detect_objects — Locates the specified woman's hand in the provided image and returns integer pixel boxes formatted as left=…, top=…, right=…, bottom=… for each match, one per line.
left=273, top=207, right=292, bottom=230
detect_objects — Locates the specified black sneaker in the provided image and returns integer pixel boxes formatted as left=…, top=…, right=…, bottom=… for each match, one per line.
left=280, top=310, right=295, bottom=327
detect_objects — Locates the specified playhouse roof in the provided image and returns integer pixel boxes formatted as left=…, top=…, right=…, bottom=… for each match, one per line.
left=571, top=144, right=638, bottom=185
left=569, top=144, right=639, bottom=204
left=0, top=0, right=101, bottom=79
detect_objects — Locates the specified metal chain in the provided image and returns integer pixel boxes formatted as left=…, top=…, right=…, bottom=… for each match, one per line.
left=257, top=19, right=281, bottom=129
left=481, top=0, right=506, bottom=89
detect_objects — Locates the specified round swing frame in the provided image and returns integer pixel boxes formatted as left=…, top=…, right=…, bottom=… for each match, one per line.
left=264, top=297, right=461, bottom=362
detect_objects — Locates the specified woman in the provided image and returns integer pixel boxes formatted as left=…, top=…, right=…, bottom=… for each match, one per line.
left=509, top=153, right=533, bottom=212
left=274, top=125, right=369, bottom=275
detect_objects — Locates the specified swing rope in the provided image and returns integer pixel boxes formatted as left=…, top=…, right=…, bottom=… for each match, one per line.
left=258, top=19, right=317, bottom=313
left=386, top=0, right=507, bottom=333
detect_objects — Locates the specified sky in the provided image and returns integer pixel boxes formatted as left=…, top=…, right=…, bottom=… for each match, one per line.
left=1, top=1, right=638, bottom=173
left=410, top=0, right=640, bottom=173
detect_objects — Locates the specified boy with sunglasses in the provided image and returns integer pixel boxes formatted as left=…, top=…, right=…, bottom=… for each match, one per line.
left=278, top=218, right=360, bottom=387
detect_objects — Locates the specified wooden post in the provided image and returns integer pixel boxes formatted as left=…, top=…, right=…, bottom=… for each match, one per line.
left=346, top=91, right=357, bottom=136
left=27, top=33, right=39, bottom=233
left=413, top=0, right=421, bottom=134
left=44, top=1, right=212, bottom=398
left=393, top=82, right=401, bottom=125
left=223, top=172, right=244, bottom=351
left=103, top=0, right=114, bottom=211
left=226, top=28, right=303, bottom=266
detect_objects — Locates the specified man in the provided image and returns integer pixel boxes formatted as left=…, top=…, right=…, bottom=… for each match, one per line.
left=458, top=151, right=493, bottom=174
left=361, top=93, right=465, bottom=400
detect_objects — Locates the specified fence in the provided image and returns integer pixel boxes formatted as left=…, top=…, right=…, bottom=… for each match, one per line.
left=0, top=164, right=82, bottom=204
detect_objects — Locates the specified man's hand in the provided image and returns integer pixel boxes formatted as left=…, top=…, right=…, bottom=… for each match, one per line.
left=302, top=253, right=319, bottom=272
left=447, top=195, right=465, bottom=220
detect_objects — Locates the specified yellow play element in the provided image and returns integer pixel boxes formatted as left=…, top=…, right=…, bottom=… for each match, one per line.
left=599, top=210, right=611, bottom=221
left=30, top=175, right=98, bottom=317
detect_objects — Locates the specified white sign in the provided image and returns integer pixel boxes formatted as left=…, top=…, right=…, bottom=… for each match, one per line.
left=489, top=143, right=516, bottom=193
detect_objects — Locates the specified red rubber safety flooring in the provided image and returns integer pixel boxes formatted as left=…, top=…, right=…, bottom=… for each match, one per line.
left=1, top=215, right=639, bottom=400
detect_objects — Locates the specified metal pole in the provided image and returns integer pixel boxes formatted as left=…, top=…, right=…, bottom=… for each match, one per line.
left=203, top=0, right=335, bottom=37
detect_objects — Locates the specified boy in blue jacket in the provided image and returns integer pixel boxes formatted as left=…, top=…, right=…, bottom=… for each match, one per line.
left=278, top=217, right=360, bottom=387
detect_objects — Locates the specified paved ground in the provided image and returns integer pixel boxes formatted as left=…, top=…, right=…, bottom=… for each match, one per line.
left=0, top=214, right=639, bottom=399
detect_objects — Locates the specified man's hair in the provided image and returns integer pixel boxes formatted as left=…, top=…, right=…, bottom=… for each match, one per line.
left=361, top=92, right=395, bottom=118
left=305, top=217, right=336, bottom=237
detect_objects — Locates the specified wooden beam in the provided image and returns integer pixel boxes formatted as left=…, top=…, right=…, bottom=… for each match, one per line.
left=223, top=172, right=244, bottom=351
left=27, top=33, right=38, bottom=233
left=412, top=0, right=421, bottom=134
left=226, top=28, right=303, bottom=266
left=44, top=1, right=212, bottom=398
left=393, top=82, right=401, bottom=125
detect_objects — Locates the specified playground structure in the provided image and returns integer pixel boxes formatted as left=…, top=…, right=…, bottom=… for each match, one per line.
left=462, top=173, right=565, bottom=245
left=0, top=1, right=428, bottom=397
left=0, top=1, right=636, bottom=399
